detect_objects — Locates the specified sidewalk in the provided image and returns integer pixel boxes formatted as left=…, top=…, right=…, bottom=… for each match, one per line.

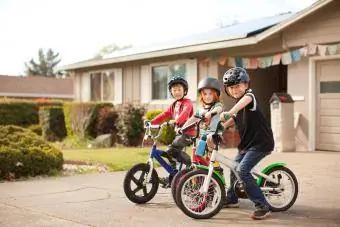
left=0, top=149, right=340, bottom=227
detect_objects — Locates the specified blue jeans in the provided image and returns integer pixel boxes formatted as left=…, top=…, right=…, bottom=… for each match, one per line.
left=226, top=148, right=270, bottom=208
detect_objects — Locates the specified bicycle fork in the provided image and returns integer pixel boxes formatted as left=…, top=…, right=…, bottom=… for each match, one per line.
left=200, top=149, right=217, bottom=193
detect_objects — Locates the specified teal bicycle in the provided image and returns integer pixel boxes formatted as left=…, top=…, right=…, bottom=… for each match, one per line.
left=175, top=122, right=299, bottom=219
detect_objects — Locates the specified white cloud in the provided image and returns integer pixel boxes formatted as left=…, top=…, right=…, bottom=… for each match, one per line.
left=0, top=0, right=317, bottom=75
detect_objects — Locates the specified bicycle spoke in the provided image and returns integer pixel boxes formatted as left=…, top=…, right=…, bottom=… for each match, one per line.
left=142, top=186, right=148, bottom=196
left=132, top=185, right=143, bottom=194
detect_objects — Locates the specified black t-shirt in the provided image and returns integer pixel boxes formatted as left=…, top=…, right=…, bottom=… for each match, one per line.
left=234, top=90, right=274, bottom=153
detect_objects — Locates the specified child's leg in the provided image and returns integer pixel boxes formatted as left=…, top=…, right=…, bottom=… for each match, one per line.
left=236, top=148, right=270, bottom=219
left=170, top=134, right=192, bottom=166
left=224, top=152, right=244, bottom=207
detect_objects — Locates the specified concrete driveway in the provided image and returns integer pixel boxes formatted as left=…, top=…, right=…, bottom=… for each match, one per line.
left=1, top=149, right=340, bottom=227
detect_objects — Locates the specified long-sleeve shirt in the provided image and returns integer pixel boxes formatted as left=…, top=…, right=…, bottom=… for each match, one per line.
left=151, top=98, right=195, bottom=136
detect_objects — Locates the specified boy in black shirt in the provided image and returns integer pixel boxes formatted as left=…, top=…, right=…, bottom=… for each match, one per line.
left=220, top=67, right=274, bottom=220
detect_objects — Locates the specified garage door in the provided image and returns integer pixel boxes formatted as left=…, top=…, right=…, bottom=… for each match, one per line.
left=316, top=60, right=340, bottom=151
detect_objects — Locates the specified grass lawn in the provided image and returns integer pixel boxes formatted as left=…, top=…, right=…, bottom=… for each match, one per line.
left=62, top=146, right=168, bottom=171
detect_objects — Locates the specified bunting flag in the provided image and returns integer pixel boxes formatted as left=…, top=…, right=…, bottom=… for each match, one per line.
left=281, top=52, right=292, bottom=65
left=291, top=49, right=301, bottom=62
left=308, top=43, right=317, bottom=55
left=248, top=58, right=258, bottom=69
left=257, top=57, right=265, bottom=68
left=272, top=53, right=282, bottom=65
left=242, top=58, right=250, bottom=68
left=300, top=46, right=308, bottom=56
left=198, top=42, right=340, bottom=69
left=327, top=44, right=338, bottom=55
left=318, top=45, right=327, bottom=56
left=263, top=56, right=273, bottom=67
left=235, top=56, right=243, bottom=67
left=227, top=57, right=236, bottom=67
left=218, top=56, right=227, bottom=65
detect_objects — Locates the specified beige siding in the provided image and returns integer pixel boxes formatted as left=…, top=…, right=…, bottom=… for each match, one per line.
left=287, top=58, right=309, bottom=151
left=123, top=65, right=141, bottom=103
left=283, top=1, right=340, bottom=47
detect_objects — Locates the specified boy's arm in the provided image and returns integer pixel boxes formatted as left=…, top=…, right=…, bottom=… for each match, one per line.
left=228, top=95, right=252, bottom=115
left=151, top=106, right=172, bottom=125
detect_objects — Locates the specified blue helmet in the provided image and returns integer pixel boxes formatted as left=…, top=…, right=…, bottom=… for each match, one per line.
left=222, top=67, right=250, bottom=87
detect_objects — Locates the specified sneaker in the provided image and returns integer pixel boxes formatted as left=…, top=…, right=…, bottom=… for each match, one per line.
left=223, top=201, right=239, bottom=208
left=159, top=177, right=170, bottom=188
left=250, top=206, right=271, bottom=220
left=222, top=198, right=239, bottom=208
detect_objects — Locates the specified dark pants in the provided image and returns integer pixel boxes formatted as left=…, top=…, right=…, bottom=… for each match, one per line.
left=162, top=134, right=192, bottom=167
left=226, top=148, right=270, bottom=208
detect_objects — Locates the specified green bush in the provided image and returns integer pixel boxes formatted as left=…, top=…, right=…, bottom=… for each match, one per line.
left=27, top=124, right=42, bottom=136
left=63, top=102, right=114, bottom=139
left=0, top=125, right=63, bottom=180
left=116, top=104, right=146, bottom=146
left=0, top=100, right=39, bottom=127
left=96, top=106, right=119, bottom=144
left=144, top=109, right=176, bottom=145
left=0, top=98, right=63, bottom=127
left=39, top=107, right=67, bottom=142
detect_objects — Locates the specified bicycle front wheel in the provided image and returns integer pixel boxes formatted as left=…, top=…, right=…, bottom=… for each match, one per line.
left=175, top=169, right=225, bottom=219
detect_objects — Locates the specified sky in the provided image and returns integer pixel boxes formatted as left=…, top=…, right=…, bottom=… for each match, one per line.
left=0, top=0, right=317, bottom=75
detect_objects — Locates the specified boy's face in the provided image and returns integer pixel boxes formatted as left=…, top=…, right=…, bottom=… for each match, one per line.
left=227, top=83, right=248, bottom=99
left=201, top=88, right=214, bottom=104
left=171, top=84, right=185, bottom=100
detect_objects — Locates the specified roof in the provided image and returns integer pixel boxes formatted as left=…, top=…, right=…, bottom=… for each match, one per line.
left=0, top=75, right=74, bottom=99
left=59, top=0, right=333, bottom=71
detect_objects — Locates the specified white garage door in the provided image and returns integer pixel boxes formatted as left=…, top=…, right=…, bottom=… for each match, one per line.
left=316, top=60, right=340, bottom=151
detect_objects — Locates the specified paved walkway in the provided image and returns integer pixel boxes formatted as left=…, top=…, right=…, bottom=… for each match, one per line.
left=1, top=149, right=340, bottom=227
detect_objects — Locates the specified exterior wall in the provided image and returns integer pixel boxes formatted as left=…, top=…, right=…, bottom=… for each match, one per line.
left=123, top=65, right=140, bottom=103
left=283, top=0, right=340, bottom=47
left=287, top=58, right=310, bottom=151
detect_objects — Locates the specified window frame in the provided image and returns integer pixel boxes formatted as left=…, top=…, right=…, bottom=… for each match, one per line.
left=89, top=69, right=115, bottom=102
left=149, top=59, right=190, bottom=104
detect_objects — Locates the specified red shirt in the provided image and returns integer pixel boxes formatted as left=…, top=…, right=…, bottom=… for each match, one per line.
left=151, top=98, right=195, bottom=136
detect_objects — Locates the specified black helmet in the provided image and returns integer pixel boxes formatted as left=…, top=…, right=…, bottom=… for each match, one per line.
left=197, top=76, right=221, bottom=96
left=168, top=75, right=188, bottom=95
left=223, top=67, right=250, bottom=87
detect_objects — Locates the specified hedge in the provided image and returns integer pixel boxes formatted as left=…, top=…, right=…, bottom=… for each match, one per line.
left=0, top=125, right=63, bottom=180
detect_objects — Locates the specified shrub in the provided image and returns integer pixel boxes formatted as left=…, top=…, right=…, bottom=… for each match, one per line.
left=39, top=107, right=67, bottom=142
left=63, top=102, right=115, bottom=139
left=0, top=125, right=63, bottom=180
left=0, top=99, right=39, bottom=127
left=116, top=104, right=146, bottom=146
left=96, top=106, right=119, bottom=144
left=27, top=124, right=42, bottom=136
left=144, top=109, right=176, bottom=145
left=0, top=98, right=63, bottom=127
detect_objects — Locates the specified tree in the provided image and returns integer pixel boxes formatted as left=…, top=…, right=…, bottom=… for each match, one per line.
left=25, top=48, right=61, bottom=77
left=93, top=44, right=132, bottom=60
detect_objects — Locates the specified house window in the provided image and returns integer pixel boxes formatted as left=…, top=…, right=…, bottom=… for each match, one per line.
left=151, top=63, right=186, bottom=100
left=90, top=71, right=115, bottom=101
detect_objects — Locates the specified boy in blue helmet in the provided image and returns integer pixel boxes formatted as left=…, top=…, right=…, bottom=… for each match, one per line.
left=150, top=75, right=194, bottom=188
left=220, top=67, right=274, bottom=220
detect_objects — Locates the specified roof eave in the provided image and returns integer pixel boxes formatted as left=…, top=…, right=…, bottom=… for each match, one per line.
left=58, top=37, right=257, bottom=71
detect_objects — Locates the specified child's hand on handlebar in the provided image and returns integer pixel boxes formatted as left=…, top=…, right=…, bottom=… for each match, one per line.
left=204, top=112, right=212, bottom=121
left=144, top=120, right=151, bottom=127
left=220, top=112, right=231, bottom=122
left=168, top=119, right=176, bottom=126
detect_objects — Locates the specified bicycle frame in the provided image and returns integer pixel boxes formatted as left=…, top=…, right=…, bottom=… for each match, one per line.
left=145, top=145, right=183, bottom=183
left=200, top=149, right=282, bottom=193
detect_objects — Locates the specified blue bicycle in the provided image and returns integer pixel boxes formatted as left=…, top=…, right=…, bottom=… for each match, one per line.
left=123, top=121, right=185, bottom=204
